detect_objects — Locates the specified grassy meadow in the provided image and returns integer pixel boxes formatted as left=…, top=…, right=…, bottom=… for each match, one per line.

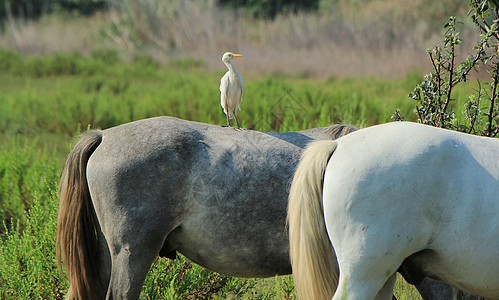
left=0, top=48, right=481, bottom=299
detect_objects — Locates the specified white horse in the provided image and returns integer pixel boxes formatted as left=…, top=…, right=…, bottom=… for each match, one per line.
left=288, top=122, right=499, bottom=300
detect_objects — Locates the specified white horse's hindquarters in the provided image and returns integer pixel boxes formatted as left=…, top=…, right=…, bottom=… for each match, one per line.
left=321, top=137, right=435, bottom=299
left=321, top=122, right=499, bottom=299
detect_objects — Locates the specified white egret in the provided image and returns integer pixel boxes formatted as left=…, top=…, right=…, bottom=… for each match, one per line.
left=220, top=52, right=244, bottom=128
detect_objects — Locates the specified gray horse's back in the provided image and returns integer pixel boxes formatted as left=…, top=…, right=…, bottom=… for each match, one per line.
left=87, top=116, right=355, bottom=278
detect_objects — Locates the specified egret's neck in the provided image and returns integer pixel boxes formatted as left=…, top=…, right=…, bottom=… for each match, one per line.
left=224, top=61, right=236, bottom=73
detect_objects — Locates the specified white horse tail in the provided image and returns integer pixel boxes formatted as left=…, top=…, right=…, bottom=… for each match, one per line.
left=287, top=140, right=338, bottom=300
left=57, top=131, right=102, bottom=300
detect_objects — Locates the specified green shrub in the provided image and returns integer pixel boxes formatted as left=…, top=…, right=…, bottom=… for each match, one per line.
left=91, top=48, right=120, bottom=65
left=0, top=191, right=67, bottom=299
left=0, top=49, right=21, bottom=73
left=0, top=139, right=59, bottom=231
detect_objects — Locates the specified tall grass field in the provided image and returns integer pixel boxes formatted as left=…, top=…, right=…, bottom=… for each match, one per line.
left=0, top=49, right=477, bottom=299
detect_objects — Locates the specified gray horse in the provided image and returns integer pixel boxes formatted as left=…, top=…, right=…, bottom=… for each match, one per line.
left=56, top=116, right=476, bottom=299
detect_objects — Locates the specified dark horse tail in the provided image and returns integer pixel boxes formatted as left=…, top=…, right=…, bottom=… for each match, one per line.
left=57, top=131, right=102, bottom=300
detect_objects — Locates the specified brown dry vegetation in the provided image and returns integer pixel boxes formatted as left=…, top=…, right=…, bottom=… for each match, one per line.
left=0, top=0, right=476, bottom=78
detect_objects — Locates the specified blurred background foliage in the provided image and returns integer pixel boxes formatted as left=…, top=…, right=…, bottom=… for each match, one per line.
left=0, top=0, right=476, bottom=78
left=0, top=0, right=106, bottom=22
left=0, top=0, right=465, bottom=21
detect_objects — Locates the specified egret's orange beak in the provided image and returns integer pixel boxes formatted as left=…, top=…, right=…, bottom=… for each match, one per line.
left=233, top=54, right=243, bottom=57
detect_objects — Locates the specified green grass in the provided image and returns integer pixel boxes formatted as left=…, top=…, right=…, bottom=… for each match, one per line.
left=0, top=49, right=479, bottom=299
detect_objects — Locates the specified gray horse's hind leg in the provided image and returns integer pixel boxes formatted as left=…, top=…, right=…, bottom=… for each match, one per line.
left=453, top=289, right=486, bottom=300
left=101, top=213, right=170, bottom=299
left=97, top=226, right=112, bottom=298
left=412, top=276, right=486, bottom=300
left=415, top=279, right=454, bottom=300
left=106, top=243, right=159, bottom=299
left=102, top=220, right=166, bottom=300
left=99, top=212, right=168, bottom=299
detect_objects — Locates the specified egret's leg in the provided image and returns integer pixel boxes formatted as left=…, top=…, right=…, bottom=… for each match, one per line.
left=234, top=114, right=241, bottom=129
left=226, top=107, right=231, bottom=127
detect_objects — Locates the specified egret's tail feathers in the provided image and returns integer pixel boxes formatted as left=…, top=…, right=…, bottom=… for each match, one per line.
left=287, top=140, right=339, bottom=300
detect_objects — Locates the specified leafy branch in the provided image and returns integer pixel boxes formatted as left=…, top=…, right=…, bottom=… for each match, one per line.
left=395, top=0, right=499, bottom=137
